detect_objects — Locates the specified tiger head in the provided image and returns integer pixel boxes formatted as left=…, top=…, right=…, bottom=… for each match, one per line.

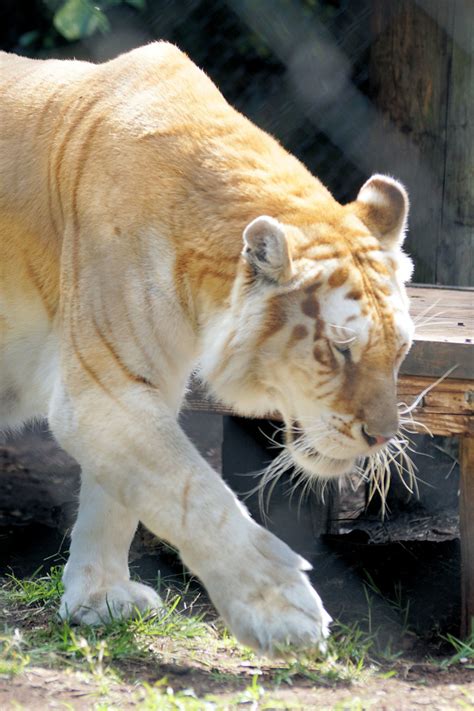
left=203, top=174, right=414, bottom=480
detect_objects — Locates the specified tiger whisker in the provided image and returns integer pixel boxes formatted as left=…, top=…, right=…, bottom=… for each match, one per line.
left=252, top=377, right=446, bottom=520
left=398, top=365, right=458, bottom=416
left=254, top=449, right=295, bottom=520
left=415, top=321, right=453, bottom=330
left=386, top=441, right=419, bottom=496
left=412, top=299, right=442, bottom=325
left=268, top=422, right=287, bottom=438
left=257, top=426, right=285, bottom=451
left=362, top=429, right=420, bottom=515
left=400, top=414, right=434, bottom=437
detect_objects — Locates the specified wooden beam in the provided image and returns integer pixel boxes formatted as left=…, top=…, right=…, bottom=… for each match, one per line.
left=402, top=341, right=473, bottom=381
left=397, top=376, right=473, bottom=414
left=186, top=376, right=474, bottom=437
left=397, top=375, right=474, bottom=435
left=460, top=435, right=474, bottom=637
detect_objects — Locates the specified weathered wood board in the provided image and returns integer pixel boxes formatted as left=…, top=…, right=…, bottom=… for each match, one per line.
left=370, top=0, right=474, bottom=287
left=397, top=376, right=473, bottom=436
left=402, top=285, right=474, bottom=380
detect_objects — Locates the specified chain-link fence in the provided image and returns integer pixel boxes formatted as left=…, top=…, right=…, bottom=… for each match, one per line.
left=2, top=0, right=472, bottom=283
left=140, top=0, right=372, bottom=204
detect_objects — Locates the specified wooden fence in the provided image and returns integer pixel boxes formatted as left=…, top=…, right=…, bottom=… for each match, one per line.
left=369, top=0, right=473, bottom=287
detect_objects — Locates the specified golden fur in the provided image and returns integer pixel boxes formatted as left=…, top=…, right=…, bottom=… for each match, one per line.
left=0, top=42, right=414, bottom=653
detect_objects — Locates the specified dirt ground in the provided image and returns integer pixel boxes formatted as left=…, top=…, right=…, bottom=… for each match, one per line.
left=1, top=585, right=473, bottom=710
left=0, top=418, right=472, bottom=709
left=1, top=660, right=473, bottom=710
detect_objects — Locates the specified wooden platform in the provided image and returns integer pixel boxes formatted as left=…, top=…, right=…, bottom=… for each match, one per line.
left=401, top=286, right=474, bottom=636
left=402, top=285, right=473, bottom=379
left=186, top=284, right=474, bottom=636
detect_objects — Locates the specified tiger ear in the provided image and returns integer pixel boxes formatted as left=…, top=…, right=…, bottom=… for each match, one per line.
left=354, top=175, right=409, bottom=248
left=242, top=216, right=293, bottom=283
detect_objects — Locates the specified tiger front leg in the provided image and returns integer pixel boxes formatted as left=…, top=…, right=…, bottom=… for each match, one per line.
left=50, top=383, right=331, bottom=655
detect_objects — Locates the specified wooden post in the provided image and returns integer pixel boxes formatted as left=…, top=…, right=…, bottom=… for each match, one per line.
left=370, top=0, right=473, bottom=287
left=460, top=435, right=474, bottom=637
left=437, top=1, right=474, bottom=286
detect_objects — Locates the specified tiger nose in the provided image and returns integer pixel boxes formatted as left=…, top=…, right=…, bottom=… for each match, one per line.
left=361, top=425, right=394, bottom=448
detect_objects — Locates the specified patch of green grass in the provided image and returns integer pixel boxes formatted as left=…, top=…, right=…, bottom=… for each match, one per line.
left=233, top=672, right=265, bottom=704
left=363, top=572, right=411, bottom=635
left=0, top=567, right=384, bottom=679
left=0, top=566, right=415, bottom=709
left=0, top=629, right=30, bottom=677
left=328, top=621, right=375, bottom=667
left=266, top=621, right=378, bottom=690
left=2, top=565, right=473, bottom=710
left=134, top=675, right=293, bottom=711
left=441, top=626, right=474, bottom=669
left=1, top=567, right=214, bottom=681
left=5, top=565, right=64, bottom=608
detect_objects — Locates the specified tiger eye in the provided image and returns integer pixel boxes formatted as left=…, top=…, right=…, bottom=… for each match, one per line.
left=292, top=324, right=309, bottom=340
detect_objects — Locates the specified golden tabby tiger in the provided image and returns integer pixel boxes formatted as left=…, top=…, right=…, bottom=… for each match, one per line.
left=0, top=42, right=414, bottom=654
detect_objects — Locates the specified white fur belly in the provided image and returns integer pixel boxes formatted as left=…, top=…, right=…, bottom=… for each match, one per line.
left=0, top=297, right=58, bottom=429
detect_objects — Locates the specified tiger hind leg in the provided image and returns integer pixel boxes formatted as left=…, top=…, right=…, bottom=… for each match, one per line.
left=59, top=471, right=162, bottom=624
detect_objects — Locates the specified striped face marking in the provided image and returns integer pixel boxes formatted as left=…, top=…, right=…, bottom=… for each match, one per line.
left=241, top=229, right=413, bottom=483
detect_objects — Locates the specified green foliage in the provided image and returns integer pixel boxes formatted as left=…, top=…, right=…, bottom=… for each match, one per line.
left=17, top=0, right=146, bottom=49
left=52, top=0, right=146, bottom=41
left=53, top=0, right=110, bottom=41
left=5, top=565, right=64, bottom=607
left=1, top=567, right=211, bottom=672
left=441, top=626, right=474, bottom=668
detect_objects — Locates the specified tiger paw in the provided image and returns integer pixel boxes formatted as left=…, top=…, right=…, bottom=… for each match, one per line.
left=201, top=527, right=332, bottom=656
left=59, top=580, right=163, bottom=625
left=217, top=573, right=331, bottom=656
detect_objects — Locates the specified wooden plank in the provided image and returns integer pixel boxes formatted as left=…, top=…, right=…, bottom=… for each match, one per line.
left=186, top=379, right=473, bottom=437
left=460, top=435, right=474, bottom=637
left=402, top=286, right=473, bottom=380
left=398, top=376, right=473, bottom=414
left=403, top=412, right=473, bottom=437
left=407, top=285, right=474, bottom=345
left=397, top=376, right=474, bottom=435
left=402, top=341, right=473, bottom=381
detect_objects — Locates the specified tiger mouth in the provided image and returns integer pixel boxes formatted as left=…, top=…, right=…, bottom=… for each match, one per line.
left=286, top=421, right=356, bottom=478
left=291, top=447, right=356, bottom=478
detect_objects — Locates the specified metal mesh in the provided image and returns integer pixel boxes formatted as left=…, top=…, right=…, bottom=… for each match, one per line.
left=39, top=0, right=374, bottom=204
left=141, top=0, right=372, bottom=202
left=5, top=1, right=469, bottom=285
